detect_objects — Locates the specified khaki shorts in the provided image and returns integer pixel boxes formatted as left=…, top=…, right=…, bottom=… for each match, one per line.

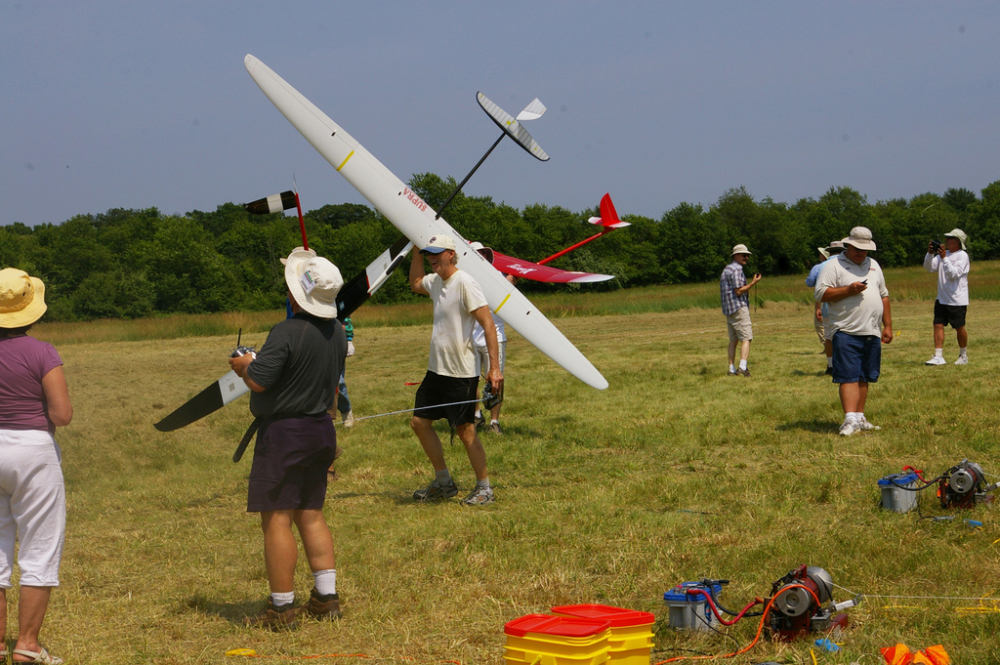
left=813, top=313, right=825, bottom=344
left=726, top=307, right=753, bottom=342
left=823, top=316, right=834, bottom=341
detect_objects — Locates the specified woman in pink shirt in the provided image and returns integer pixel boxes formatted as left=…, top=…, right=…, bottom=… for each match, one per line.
left=0, top=268, right=72, bottom=665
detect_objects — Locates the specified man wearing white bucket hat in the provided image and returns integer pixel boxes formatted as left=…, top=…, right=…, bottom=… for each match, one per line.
left=720, top=244, right=762, bottom=376
left=815, top=227, right=893, bottom=436
left=923, top=229, right=970, bottom=365
left=229, top=248, right=348, bottom=629
left=409, top=234, right=502, bottom=506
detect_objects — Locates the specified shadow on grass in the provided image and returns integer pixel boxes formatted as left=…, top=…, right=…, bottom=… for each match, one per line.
left=186, top=594, right=259, bottom=625
left=776, top=419, right=836, bottom=434
left=789, top=369, right=830, bottom=377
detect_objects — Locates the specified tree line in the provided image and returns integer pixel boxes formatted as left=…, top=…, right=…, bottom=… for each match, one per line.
left=1, top=174, right=998, bottom=322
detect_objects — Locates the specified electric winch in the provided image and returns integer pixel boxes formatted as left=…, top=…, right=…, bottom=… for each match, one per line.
left=878, top=458, right=997, bottom=515
left=664, top=565, right=861, bottom=643
left=767, top=565, right=860, bottom=641
left=939, top=459, right=996, bottom=509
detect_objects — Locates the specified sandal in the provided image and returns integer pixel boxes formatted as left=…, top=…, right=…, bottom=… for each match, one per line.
left=12, top=647, right=64, bottom=665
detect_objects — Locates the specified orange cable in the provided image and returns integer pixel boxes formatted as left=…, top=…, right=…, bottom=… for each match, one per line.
left=652, top=583, right=822, bottom=664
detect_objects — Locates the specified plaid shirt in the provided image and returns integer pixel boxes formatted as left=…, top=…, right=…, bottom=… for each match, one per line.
left=720, top=261, right=748, bottom=316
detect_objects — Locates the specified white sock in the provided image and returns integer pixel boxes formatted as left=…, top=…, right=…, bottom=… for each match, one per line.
left=959, top=347, right=967, bottom=357
left=491, top=419, right=499, bottom=425
left=271, top=591, right=295, bottom=607
left=857, top=412, right=865, bottom=422
left=934, top=348, right=943, bottom=358
left=729, top=364, right=736, bottom=373
left=434, top=468, right=452, bottom=485
left=845, top=412, right=859, bottom=423
left=827, top=357, right=833, bottom=368
left=738, top=360, right=748, bottom=371
left=476, top=477, right=491, bottom=490
left=313, top=569, right=337, bottom=595
left=475, top=410, right=482, bottom=419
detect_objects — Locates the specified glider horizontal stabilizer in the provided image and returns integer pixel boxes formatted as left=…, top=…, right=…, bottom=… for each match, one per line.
left=244, top=191, right=297, bottom=215
left=476, top=92, right=549, bottom=162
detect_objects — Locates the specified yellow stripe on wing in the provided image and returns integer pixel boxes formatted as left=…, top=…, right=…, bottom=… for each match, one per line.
left=493, top=293, right=511, bottom=314
left=336, top=151, right=355, bottom=172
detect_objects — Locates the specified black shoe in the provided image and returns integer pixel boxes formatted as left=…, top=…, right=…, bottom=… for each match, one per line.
left=824, top=367, right=834, bottom=376
left=475, top=412, right=486, bottom=429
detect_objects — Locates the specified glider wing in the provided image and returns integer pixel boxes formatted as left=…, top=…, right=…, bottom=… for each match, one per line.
left=244, top=54, right=606, bottom=389
left=476, top=92, right=550, bottom=161
left=489, top=250, right=613, bottom=284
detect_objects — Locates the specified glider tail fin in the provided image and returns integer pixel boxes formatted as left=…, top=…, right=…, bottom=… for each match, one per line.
left=587, top=193, right=631, bottom=230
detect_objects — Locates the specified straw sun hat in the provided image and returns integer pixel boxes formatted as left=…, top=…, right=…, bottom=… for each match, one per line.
left=0, top=268, right=47, bottom=328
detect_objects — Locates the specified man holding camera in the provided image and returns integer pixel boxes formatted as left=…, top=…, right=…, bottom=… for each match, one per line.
left=815, top=227, right=892, bottom=436
left=923, top=229, right=970, bottom=365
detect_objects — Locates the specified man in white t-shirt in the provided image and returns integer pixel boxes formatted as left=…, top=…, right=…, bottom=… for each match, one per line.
left=815, top=227, right=893, bottom=437
left=923, top=229, right=970, bottom=366
left=408, top=234, right=502, bottom=506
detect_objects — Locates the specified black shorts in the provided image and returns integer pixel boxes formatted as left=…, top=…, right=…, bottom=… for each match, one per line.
left=413, top=371, right=478, bottom=426
left=247, top=414, right=337, bottom=513
left=933, top=300, right=967, bottom=329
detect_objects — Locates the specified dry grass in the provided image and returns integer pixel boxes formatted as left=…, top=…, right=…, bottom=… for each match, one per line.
left=7, top=269, right=1000, bottom=664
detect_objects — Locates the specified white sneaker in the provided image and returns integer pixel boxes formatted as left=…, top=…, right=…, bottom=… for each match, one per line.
left=856, top=417, right=881, bottom=431
left=954, top=356, right=968, bottom=365
left=839, top=420, right=858, bottom=436
left=343, top=410, right=355, bottom=428
left=925, top=356, right=946, bottom=366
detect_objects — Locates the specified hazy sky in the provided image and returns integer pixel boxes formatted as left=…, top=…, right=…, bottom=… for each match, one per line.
left=3, top=1, right=998, bottom=227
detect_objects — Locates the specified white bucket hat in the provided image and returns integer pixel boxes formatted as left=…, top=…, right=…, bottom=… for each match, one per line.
left=843, top=227, right=877, bottom=252
left=825, top=240, right=845, bottom=254
left=281, top=247, right=343, bottom=319
left=944, top=228, right=967, bottom=250
left=731, top=244, right=751, bottom=256
left=0, top=268, right=47, bottom=328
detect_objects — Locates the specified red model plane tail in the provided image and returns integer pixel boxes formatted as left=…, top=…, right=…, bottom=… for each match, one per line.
left=587, top=193, right=631, bottom=229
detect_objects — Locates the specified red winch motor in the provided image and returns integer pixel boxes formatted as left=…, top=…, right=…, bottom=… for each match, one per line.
left=767, top=565, right=859, bottom=641
left=938, top=459, right=997, bottom=509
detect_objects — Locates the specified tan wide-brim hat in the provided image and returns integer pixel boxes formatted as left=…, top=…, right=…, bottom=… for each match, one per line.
left=0, top=268, right=47, bottom=328
left=281, top=247, right=344, bottom=320
left=944, top=228, right=967, bottom=250
left=731, top=244, right=751, bottom=256
left=843, top=227, right=877, bottom=252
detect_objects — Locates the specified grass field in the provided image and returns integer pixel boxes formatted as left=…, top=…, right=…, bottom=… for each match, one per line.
left=11, top=263, right=1000, bottom=664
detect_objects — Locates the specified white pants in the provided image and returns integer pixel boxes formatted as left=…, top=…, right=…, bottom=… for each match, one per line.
left=0, top=429, right=66, bottom=588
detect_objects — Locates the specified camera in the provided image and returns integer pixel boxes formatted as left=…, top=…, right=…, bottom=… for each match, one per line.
left=929, top=239, right=942, bottom=254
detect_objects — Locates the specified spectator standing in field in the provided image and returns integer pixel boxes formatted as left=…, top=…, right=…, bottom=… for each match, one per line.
left=0, top=268, right=72, bottom=665
left=229, top=248, right=347, bottom=630
left=923, top=229, right=970, bottom=366
left=408, top=234, right=502, bottom=506
left=805, top=241, right=845, bottom=375
left=337, top=317, right=355, bottom=427
left=472, top=311, right=506, bottom=434
left=815, top=227, right=893, bottom=437
left=720, top=244, right=762, bottom=377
